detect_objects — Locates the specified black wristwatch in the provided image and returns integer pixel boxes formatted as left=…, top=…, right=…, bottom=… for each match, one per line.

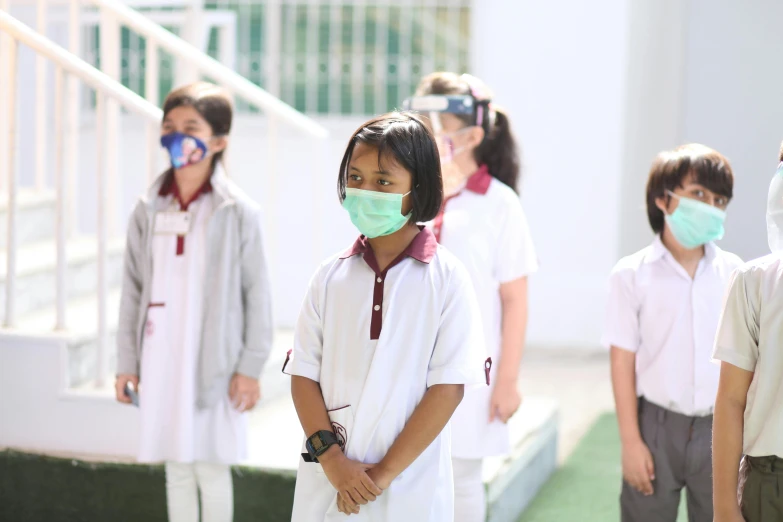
left=303, top=430, right=340, bottom=463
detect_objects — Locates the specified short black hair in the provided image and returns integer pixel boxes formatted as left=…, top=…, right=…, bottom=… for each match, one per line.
left=338, top=112, right=443, bottom=223
left=645, top=143, right=734, bottom=233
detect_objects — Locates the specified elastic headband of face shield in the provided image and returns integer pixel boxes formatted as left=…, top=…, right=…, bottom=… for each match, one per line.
left=403, top=74, right=493, bottom=134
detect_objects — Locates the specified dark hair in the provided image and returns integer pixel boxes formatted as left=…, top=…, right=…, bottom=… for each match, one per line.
left=778, top=140, right=783, bottom=162
left=338, top=112, right=443, bottom=224
left=162, top=82, right=232, bottom=169
left=415, top=72, right=521, bottom=193
left=645, top=144, right=734, bottom=233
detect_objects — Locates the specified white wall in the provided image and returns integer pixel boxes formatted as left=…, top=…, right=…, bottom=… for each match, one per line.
left=0, top=334, right=141, bottom=456
left=679, top=0, right=783, bottom=262
left=617, top=0, right=687, bottom=255
left=616, top=1, right=783, bottom=263
left=472, top=0, right=631, bottom=349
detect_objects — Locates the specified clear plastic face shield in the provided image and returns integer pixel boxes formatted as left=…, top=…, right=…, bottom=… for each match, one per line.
left=767, top=162, right=783, bottom=252
left=402, top=94, right=478, bottom=164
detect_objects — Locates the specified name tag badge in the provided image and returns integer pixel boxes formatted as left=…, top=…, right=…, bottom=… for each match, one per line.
left=154, top=212, right=192, bottom=235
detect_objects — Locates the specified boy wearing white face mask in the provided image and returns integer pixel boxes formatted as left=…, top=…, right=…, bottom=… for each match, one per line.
left=712, top=145, right=783, bottom=522
left=602, top=144, right=742, bottom=522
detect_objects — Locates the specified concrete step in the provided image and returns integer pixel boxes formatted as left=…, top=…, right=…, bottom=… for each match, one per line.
left=0, top=189, right=57, bottom=249
left=12, top=248, right=292, bottom=388
left=15, top=289, right=123, bottom=387
left=485, top=397, right=559, bottom=522
left=69, top=323, right=294, bottom=397
left=0, top=236, right=125, bottom=319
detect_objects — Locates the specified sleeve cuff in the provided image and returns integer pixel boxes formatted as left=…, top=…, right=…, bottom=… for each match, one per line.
left=235, top=350, right=268, bottom=379
left=498, top=263, right=539, bottom=285
left=712, top=346, right=756, bottom=372
left=427, top=367, right=485, bottom=388
left=116, top=352, right=139, bottom=376
left=284, top=358, right=321, bottom=382
left=601, top=336, right=638, bottom=352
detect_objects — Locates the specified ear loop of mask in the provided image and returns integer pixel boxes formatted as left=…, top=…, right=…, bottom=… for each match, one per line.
left=441, top=128, right=473, bottom=161
left=664, top=190, right=682, bottom=215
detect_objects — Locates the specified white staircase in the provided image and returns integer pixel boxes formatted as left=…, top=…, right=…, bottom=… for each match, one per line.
left=0, top=1, right=324, bottom=454
left=1, top=189, right=125, bottom=385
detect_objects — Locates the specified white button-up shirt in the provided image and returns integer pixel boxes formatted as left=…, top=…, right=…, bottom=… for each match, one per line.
left=602, top=237, right=742, bottom=416
left=713, top=254, right=783, bottom=457
left=428, top=165, right=538, bottom=458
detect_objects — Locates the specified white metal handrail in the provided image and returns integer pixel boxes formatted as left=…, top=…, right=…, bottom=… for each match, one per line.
left=0, top=10, right=162, bottom=386
left=87, top=0, right=328, bottom=139
left=88, top=0, right=329, bottom=295
left=0, top=11, right=162, bottom=122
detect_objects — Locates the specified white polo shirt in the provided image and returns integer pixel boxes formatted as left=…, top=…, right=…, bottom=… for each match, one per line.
left=428, top=165, right=538, bottom=458
left=602, top=237, right=742, bottom=416
left=285, top=227, right=487, bottom=521
left=713, top=254, right=783, bottom=458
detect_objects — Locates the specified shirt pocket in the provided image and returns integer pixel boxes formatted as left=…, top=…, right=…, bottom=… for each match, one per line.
left=143, top=303, right=166, bottom=342
left=314, top=405, right=354, bottom=474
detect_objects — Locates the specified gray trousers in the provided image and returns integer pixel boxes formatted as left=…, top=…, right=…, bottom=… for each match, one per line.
left=739, top=455, right=783, bottom=521
left=620, top=398, right=713, bottom=522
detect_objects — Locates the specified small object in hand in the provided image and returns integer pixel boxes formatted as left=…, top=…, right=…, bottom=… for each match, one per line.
left=124, top=382, right=139, bottom=407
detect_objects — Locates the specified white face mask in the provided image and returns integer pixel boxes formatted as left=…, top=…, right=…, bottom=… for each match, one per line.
left=767, top=164, right=783, bottom=252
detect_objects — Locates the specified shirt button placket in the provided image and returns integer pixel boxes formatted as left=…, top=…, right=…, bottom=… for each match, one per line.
left=370, top=272, right=385, bottom=340
left=374, top=277, right=382, bottom=311
left=691, top=281, right=698, bottom=413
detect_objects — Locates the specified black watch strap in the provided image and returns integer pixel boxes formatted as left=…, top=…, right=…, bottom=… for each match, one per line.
left=304, top=430, right=339, bottom=463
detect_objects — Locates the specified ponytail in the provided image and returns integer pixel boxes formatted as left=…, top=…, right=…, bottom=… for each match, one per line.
left=475, top=106, right=520, bottom=193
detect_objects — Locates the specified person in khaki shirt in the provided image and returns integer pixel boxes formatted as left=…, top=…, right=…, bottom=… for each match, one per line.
left=713, top=144, right=783, bottom=522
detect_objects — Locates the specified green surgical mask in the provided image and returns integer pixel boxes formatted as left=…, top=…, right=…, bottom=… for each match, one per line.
left=664, top=191, right=726, bottom=249
left=342, top=188, right=412, bottom=238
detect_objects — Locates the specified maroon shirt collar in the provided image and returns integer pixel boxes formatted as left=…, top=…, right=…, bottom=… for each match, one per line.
left=340, top=226, right=438, bottom=265
left=464, top=164, right=492, bottom=195
left=158, top=169, right=213, bottom=209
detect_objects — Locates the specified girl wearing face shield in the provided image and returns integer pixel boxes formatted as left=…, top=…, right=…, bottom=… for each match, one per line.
left=405, top=73, right=539, bottom=522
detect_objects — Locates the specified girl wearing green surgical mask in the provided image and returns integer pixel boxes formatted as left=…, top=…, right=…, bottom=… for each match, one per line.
left=605, top=144, right=742, bottom=522
left=286, top=112, right=489, bottom=521
left=338, top=115, right=442, bottom=258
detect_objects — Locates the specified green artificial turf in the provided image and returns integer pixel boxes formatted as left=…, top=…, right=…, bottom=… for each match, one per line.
left=519, top=413, right=687, bottom=522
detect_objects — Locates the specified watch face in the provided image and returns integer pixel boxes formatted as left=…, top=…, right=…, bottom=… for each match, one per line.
left=311, top=437, right=324, bottom=451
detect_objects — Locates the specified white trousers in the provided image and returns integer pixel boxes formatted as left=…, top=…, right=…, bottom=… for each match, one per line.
left=165, top=461, right=234, bottom=522
left=452, top=458, right=486, bottom=522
